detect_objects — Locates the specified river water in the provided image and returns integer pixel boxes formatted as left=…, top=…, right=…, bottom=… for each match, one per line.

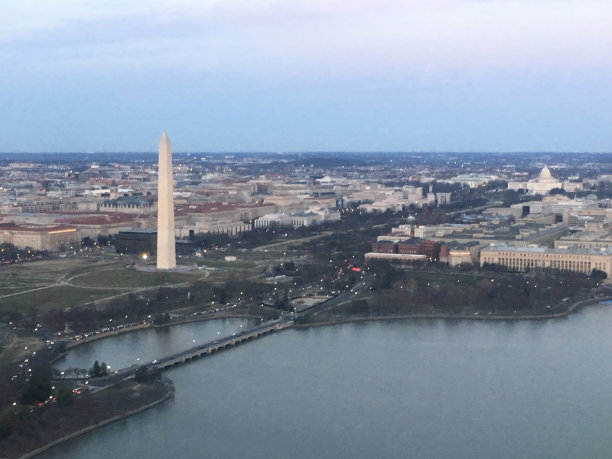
left=45, top=307, right=612, bottom=458
left=55, top=319, right=260, bottom=372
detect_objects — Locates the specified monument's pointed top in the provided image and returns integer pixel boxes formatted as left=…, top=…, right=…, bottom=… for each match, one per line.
left=160, top=131, right=170, bottom=144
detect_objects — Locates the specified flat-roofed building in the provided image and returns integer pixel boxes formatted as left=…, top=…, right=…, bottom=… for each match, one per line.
left=370, top=238, right=441, bottom=261
left=397, top=239, right=441, bottom=260
left=439, top=241, right=481, bottom=265
left=444, top=173, right=499, bottom=188
left=364, top=252, right=427, bottom=263
left=0, top=223, right=80, bottom=251
left=371, top=241, right=397, bottom=253
left=555, top=230, right=612, bottom=250
left=176, top=203, right=248, bottom=237
left=115, top=229, right=157, bottom=255
left=56, top=213, right=144, bottom=239
left=254, top=208, right=340, bottom=229
left=480, top=243, right=612, bottom=277
left=100, top=196, right=154, bottom=214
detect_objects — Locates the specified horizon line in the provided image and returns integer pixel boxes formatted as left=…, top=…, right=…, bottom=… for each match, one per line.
left=1, top=150, right=611, bottom=155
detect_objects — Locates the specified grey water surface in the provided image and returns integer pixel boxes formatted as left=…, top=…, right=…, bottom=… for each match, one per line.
left=45, top=305, right=612, bottom=458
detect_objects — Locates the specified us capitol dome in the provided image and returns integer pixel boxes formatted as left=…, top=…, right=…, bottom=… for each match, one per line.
left=508, top=165, right=583, bottom=195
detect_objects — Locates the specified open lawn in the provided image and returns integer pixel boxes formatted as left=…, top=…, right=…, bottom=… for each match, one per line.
left=0, top=285, right=124, bottom=315
left=0, top=258, right=117, bottom=296
left=0, top=257, right=213, bottom=316
left=195, top=249, right=286, bottom=272
left=0, top=329, right=41, bottom=367
left=0, top=251, right=290, bottom=320
left=254, top=232, right=331, bottom=251
left=407, top=270, right=482, bottom=284
left=70, top=267, right=205, bottom=289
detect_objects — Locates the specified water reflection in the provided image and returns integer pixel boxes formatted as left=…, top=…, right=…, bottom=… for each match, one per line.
left=55, top=318, right=256, bottom=371
left=47, top=305, right=612, bottom=459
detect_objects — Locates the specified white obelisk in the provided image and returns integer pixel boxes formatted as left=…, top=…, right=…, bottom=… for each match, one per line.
left=157, top=132, right=176, bottom=270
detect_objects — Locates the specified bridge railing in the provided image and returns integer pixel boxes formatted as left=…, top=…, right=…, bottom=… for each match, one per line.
left=131, top=319, right=295, bottom=372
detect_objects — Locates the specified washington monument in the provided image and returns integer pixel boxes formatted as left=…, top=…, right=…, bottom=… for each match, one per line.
left=157, top=132, right=176, bottom=270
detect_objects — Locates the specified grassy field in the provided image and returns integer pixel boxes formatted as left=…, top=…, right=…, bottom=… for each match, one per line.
left=0, top=330, right=41, bottom=368
left=254, top=232, right=331, bottom=251
left=0, top=250, right=289, bottom=318
left=0, top=258, right=117, bottom=296
left=193, top=249, right=285, bottom=272
left=70, top=268, right=205, bottom=288
left=0, top=256, right=214, bottom=316
left=407, top=271, right=483, bottom=284
left=0, top=285, right=124, bottom=315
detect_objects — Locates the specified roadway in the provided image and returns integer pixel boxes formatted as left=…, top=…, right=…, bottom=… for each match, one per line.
left=72, top=273, right=372, bottom=387
left=298, top=272, right=373, bottom=316
left=95, top=316, right=296, bottom=382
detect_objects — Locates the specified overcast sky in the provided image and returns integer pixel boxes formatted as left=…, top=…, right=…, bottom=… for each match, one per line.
left=1, top=0, right=611, bottom=152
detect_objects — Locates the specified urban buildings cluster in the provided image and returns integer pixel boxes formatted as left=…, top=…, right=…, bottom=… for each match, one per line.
left=368, top=174, right=612, bottom=276
left=3, top=149, right=612, bottom=278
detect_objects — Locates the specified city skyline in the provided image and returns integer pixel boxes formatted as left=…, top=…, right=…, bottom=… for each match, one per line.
left=1, top=0, right=611, bottom=152
left=3, top=143, right=612, bottom=456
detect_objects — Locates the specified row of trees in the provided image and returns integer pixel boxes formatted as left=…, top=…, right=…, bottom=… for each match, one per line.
left=135, top=365, right=160, bottom=382
left=481, top=262, right=607, bottom=280
left=336, top=263, right=601, bottom=317
left=0, top=242, right=47, bottom=263
left=18, top=367, right=73, bottom=408
left=89, top=360, right=109, bottom=377
left=39, top=273, right=278, bottom=332
left=81, top=234, right=115, bottom=249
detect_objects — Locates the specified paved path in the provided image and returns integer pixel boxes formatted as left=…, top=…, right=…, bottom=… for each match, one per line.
left=254, top=232, right=332, bottom=251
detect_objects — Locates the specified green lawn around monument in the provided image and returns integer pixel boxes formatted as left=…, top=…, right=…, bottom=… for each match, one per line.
left=0, top=285, right=124, bottom=315
left=193, top=250, right=283, bottom=271
left=0, top=249, right=290, bottom=318
left=0, top=257, right=206, bottom=315
left=0, top=258, right=116, bottom=296
left=70, top=268, right=205, bottom=288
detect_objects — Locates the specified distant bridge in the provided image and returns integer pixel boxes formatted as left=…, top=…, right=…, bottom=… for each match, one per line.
left=139, top=318, right=294, bottom=372
left=90, top=274, right=372, bottom=382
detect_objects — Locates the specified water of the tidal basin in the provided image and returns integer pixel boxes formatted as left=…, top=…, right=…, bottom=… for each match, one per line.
left=55, top=319, right=258, bottom=371
left=46, top=306, right=612, bottom=458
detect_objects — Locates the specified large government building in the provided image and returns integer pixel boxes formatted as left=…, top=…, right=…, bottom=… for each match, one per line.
left=480, top=243, right=612, bottom=277
left=508, top=166, right=583, bottom=194
left=0, top=223, right=80, bottom=251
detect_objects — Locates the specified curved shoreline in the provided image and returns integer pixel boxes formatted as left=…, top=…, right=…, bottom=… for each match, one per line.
left=63, top=312, right=268, bottom=350
left=18, top=378, right=175, bottom=459
left=64, top=322, right=152, bottom=350
left=20, top=295, right=609, bottom=458
left=296, top=295, right=612, bottom=328
left=153, top=312, right=265, bottom=329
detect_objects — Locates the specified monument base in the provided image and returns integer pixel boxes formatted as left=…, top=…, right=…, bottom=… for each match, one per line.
left=133, top=263, right=197, bottom=273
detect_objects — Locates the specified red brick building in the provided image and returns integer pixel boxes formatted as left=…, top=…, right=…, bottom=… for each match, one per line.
left=371, top=238, right=441, bottom=260
left=371, top=241, right=398, bottom=253
left=397, top=239, right=440, bottom=260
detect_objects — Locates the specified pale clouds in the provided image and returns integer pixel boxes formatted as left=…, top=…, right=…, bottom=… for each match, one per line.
left=2, top=0, right=611, bottom=80
left=2, top=1, right=612, bottom=153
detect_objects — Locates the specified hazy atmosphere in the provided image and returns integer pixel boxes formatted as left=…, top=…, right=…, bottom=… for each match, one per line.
left=5, top=3, right=612, bottom=458
left=2, top=0, right=612, bottom=152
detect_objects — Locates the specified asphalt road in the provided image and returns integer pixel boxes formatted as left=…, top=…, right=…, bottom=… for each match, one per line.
left=299, top=272, right=373, bottom=316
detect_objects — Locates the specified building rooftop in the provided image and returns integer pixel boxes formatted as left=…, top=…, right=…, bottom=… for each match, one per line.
left=558, top=230, right=612, bottom=242
left=57, top=213, right=140, bottom=225
left=118, top=229, right=156, bottom=235
left=485, top=243, right=612, bottom=255
left=0, top=223, right=76, bottom=233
